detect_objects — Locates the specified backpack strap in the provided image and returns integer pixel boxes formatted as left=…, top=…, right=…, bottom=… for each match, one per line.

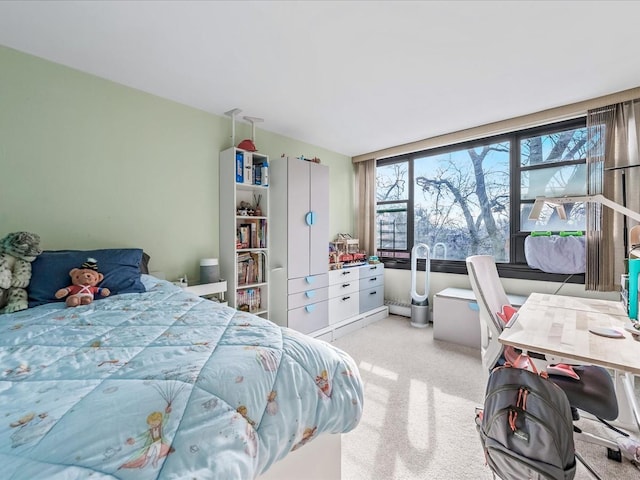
left=504, top=353, right=549, bottom=378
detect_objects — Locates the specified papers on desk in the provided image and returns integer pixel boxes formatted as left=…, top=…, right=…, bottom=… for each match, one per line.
left=588, top=326, right=625, bottom=338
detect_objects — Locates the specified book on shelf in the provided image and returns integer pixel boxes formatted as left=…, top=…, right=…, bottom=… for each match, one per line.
left=235, top=151, right=244, bottom=183
left=243, top=153, right=253, bottom=185
left=238, top=224, right=251, bottom=249
left=236, top=287, right=261, bottom=312
left=259, top=219, right=267, bottom=248
left=254, top=163, right=262, bottom=185
left=250, top=222, right=257, bottom=249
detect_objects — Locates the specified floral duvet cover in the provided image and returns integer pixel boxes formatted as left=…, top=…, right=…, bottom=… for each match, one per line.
left=0, top=276, right=363, bottom=479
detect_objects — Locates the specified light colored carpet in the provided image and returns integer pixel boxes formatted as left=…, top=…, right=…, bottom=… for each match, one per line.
left=333, top=315, right=640, bottom=480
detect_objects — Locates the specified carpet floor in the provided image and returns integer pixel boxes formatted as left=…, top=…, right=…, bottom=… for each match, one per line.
left=333, top=315, right=640, bottom=480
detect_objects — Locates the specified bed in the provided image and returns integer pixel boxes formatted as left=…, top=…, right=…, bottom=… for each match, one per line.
left=0, top=249, right=363, bottom=479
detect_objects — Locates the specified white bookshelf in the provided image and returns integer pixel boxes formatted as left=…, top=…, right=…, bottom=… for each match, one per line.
left=219, top=147, right=270, bottom=318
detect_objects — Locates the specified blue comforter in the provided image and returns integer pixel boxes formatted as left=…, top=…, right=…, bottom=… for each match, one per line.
left=0, top=276, right=363, bottom=479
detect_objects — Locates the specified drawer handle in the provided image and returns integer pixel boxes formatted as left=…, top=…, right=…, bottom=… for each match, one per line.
left=305, top=304, right=316, bottom=313
left=342, top=283, right=351, bottom=288
left=305, top=290, right=316, bottom=298
left=342, top=271, right=351, bottom=276
left=369, top=277, right=377, bottom=282
left=370, top=290, right=377, bottom=295
left=369, top=266, right=377, bottom=270
left=305, top=276, right=315, bottom=284
left=342, top=296, right=351, bottom=301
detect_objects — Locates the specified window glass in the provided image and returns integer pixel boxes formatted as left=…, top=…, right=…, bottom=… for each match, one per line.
left=520, top=202, right=586, bottom=232
left=376, top=203, right=407, bottom=251
left=520, top=127, right=588, bottom=166
left=413, top=142, right=510, bottom=261
left=377, top=163, right=408, bottom=201
left=520, top=164, right=587, bottom=200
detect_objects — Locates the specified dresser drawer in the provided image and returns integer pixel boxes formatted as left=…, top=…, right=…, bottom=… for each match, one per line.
left=288, top=274, right=328, bottom=295
left=328, top=267, right=358, bottom=285
left=359, top=273, right=383, bottom=290
left=288, top=287, right=328, bottom=310
left=288, top=300, right=329, bottom=334
left=328, top=293, right=359, bottom=325
left=359, top=263, right=384, bottom=279
left=328, top=278, right=359, bottom=299
left=360, top=285, right=384, bottom=313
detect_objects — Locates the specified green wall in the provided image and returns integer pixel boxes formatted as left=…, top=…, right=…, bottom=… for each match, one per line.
left=0, top=46, right=354, bottom=282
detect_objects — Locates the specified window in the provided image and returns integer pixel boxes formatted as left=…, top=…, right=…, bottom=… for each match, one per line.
left=376, top=118, right=589, bottom=281
left=377, top=162, right=409, bottom=258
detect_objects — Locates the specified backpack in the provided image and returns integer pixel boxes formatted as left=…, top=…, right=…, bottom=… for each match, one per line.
left=476, top=358, right=577, bottom=480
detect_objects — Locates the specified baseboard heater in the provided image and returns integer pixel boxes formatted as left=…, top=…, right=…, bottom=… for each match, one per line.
left=384, top=300, right=411, bottom=318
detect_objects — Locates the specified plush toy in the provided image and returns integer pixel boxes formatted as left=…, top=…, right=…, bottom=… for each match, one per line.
left=55, top=258, right=111, bottom=307
left=0, top=231, right=42, bottom=314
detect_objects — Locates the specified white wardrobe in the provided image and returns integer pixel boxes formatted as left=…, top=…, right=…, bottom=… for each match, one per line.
left=270, top=156, right=330, bottom=334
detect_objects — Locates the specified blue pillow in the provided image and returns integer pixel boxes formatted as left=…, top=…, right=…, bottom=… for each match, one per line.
left=29, top=248, right=146, bottom=307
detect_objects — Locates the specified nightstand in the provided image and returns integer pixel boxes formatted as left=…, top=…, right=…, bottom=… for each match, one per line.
left=184, top=281, right=227, bottom=305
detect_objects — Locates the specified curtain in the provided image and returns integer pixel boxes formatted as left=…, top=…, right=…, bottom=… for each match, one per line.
left=586, top=99, right=640, bottom=291
left=355, top=159, right=377, bottom=256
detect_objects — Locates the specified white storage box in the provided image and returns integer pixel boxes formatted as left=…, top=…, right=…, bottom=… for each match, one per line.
left=433, top=288, right=528, bottom=349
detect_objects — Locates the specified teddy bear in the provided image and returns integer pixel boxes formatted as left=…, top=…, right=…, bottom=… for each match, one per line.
left=55, top=258, right=111, bottom=307
left=0, top=231, right=42, bottom=314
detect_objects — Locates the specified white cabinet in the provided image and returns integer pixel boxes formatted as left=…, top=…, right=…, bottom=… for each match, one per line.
left=219, top=147, right=270, bottom=317
left=270, top=156, right=330, bottom=331
left=433, top=288, right=528, bottom=349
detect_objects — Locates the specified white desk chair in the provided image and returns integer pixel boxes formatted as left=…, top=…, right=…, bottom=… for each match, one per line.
left=466, top=255, right=623, bottom=477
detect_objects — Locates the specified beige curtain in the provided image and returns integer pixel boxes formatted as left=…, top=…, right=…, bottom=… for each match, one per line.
left=586, top=99, right=640, bottom=291
left=354, top=159, right=377, bottom=256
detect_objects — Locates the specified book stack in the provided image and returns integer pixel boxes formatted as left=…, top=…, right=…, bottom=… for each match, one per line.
left=237, top=221, right=267, bottom=249
left=237, top=252, right=264, bottom=286
left=236, top=288, right=261, bottom=312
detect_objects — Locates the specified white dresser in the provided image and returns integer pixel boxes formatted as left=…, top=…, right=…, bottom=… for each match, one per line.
left=313, top=263, right=387, bottom=342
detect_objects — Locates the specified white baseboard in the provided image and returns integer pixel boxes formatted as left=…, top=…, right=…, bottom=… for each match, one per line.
left=311, top=306, right=389, bottom=342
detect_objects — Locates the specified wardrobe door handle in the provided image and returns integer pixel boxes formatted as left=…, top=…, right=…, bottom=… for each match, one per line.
left=305, top=211, right=315, bottom=226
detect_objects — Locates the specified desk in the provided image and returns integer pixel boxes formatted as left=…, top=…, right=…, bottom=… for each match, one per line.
left=499, top=292, right=640, bottom=430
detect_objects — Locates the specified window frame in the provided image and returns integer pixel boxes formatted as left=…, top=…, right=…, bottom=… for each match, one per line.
left=376, top=117, right=587, bottom=284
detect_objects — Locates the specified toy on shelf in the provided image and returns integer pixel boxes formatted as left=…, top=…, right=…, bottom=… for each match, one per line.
left=329, top=234, right=367, bottom=269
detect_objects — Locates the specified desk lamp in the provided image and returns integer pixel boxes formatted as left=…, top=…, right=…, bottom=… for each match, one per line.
left=528, top=194, right=640, bottom=224
left=528, top=195, right=640, bottom=318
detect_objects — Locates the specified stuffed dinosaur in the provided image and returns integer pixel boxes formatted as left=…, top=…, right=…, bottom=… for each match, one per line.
left=0, top=232, right=42, bottom=313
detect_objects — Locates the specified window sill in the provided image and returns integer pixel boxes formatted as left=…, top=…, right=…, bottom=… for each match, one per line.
left=381, top=258, right=584, bottom=284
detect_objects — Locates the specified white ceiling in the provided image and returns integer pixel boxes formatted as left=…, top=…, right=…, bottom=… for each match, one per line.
left=1, top=1, right=640, bottom=158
